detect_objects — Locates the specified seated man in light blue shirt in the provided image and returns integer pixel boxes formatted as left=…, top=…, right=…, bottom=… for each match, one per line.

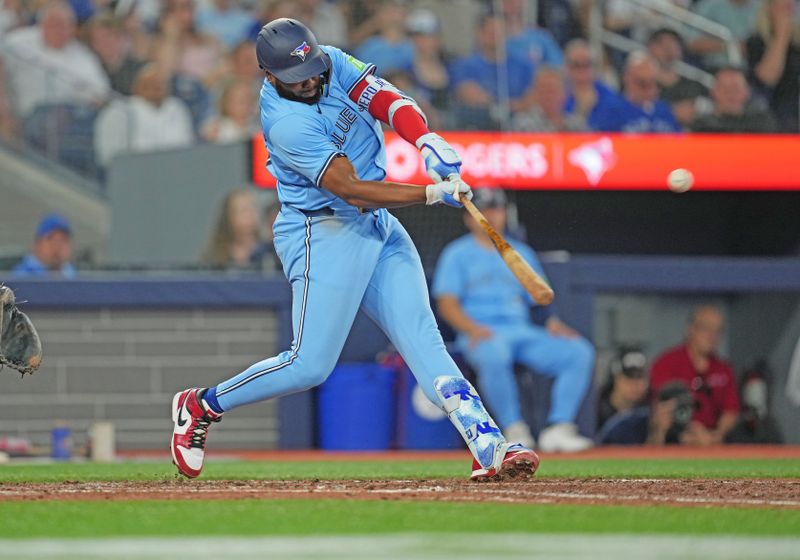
left=433, top=189, right=595, bottom=452
left=12, top=214, right=77, bottom=278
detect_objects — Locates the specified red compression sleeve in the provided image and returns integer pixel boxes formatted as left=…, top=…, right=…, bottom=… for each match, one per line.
left=349, top=76, right=430, bottom=144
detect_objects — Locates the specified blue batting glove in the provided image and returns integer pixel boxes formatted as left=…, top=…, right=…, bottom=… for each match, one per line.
left=416, top=133, right=462, bottom=183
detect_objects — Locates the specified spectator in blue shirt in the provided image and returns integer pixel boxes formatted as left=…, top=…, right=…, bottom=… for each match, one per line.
left=195, top=0, right=255, bottom=50
left=450, top=11, right=537, bottom=129
left=12, top=214, right=77, bottom=278
left=501, top=0, right=564, bottom=67
left=590, top=51, right=681, bottom=132
left=563, top=39, right=624, bottom=130
left=354, top=0, right=414, bottom=74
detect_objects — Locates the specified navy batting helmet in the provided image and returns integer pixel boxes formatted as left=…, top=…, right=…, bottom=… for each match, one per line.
left=256, top=18, right=331, bottom=84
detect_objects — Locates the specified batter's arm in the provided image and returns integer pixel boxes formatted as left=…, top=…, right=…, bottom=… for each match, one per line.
left=320, top=156, right=466, bottom=208
left=349, top=74, right=462, bottom=182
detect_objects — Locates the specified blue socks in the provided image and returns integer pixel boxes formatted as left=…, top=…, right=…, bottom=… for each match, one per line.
left=201, top=386, right=225, bottom=414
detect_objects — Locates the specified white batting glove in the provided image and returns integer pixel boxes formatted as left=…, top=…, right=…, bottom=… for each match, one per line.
left=416, top=132, right=462, bottom=183
left=425, top=178, right=473, bottom=207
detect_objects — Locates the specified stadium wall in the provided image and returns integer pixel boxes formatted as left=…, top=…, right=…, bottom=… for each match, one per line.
left=3, top=258, right=798, bottom=450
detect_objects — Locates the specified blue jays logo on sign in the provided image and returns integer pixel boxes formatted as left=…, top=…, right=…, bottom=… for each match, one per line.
left=291, top=41, right=311, bottom=61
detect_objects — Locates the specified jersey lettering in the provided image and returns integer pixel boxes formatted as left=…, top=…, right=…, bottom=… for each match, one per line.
left=356, top=77, right=390, bottom=112
left=331, top=107, right=358, bottom=149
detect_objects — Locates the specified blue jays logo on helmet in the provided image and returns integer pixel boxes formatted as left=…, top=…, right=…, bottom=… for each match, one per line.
left=291, top=41, right=312, bottom=61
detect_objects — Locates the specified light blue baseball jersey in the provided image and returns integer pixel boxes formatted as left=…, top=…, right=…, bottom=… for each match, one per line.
left=433, top=234, right=594, bottom=429
left=259, top=46, right=387, bottom=211
left=432, top=234, right=549, bottom=326
left=214, top=46, right=471, bottom=409
left=204, top=41, right=509, bottom=470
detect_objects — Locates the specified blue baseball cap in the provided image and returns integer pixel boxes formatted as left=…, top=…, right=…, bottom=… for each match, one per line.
left=35, top=214, right=72, bottom=239
left=472, top=189, right=507, bottom=209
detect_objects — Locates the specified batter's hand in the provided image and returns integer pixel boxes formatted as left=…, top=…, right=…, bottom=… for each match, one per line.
left=425, top=178, right=472, bottom=207
left=416, top=133, right=462, bottom=183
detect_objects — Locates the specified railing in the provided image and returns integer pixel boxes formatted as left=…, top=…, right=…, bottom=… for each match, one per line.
left=587, top=0, right=742, bottom=89
left=0, top=46, right=111, bottom=180
left=0, top=46, right=209, bottom=183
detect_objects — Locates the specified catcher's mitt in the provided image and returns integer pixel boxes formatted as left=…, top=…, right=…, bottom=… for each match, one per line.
left=0, top=286, right=42, bottom=377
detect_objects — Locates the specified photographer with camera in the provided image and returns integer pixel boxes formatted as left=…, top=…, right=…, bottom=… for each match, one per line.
left=595, top=349, right=695, bottom=446
left=650, top=306, right=741, bottom=446
left=646, top=382, right=697, bottom=445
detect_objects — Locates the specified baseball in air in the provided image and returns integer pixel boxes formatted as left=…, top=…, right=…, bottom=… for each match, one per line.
left=667, top=168, right=694, bottom=193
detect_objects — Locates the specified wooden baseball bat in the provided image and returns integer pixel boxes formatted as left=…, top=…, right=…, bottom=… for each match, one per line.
left=455, top=189, right=555, bottom=306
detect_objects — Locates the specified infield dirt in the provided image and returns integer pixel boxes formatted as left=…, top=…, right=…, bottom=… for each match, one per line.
left=2, top=478, right=798, bottom=509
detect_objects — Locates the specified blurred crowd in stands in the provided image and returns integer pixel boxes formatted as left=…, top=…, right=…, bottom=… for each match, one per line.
left=1, top=0, right=799, bottom=177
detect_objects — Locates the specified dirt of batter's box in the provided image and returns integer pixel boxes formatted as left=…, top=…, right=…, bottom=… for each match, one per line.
left=1, top=478, right=799, bottom=509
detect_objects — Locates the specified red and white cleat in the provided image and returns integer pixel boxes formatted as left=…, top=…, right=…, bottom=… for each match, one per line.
left=170, top=388, right=222, bottom=478
left=470, top=443, right=540, bottom=482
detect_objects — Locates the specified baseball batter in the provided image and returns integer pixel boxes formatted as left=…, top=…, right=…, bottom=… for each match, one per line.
left=170, top=18, right=538, bottom=481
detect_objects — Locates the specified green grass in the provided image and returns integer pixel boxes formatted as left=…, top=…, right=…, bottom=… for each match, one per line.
left=0, top=458, right=797, bottom=539
left=0, top=500, right=798, bottom=539
left=0, top=457, right=797, bottom=483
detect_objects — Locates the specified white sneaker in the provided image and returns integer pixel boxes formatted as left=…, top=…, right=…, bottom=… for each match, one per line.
left=538, top=423, right=593, bottom=453
left=503, top=421, right=536, bottom=449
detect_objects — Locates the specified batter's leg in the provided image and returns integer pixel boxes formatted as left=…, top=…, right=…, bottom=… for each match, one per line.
left=214, top=212, right=384, bottom=410
left=358, top=218, right=463, bottom=404
left=358, top=218, right=536, bottom=478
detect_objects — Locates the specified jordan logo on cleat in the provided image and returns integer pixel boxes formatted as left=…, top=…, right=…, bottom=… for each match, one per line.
left=177, top=404, right=189, bottom=427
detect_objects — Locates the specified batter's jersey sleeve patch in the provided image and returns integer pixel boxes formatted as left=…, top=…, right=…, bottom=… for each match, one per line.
left=322, top=46, right=377, bottom=96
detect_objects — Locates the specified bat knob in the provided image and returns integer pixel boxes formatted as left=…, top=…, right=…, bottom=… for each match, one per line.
left=538, top=290, right=555, bottom=306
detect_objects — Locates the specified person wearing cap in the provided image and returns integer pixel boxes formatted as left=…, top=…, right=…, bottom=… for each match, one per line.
left=406, top=8, right=450, bottom=114
left=595, top=350, right=684, bottom=446
left=597, top=349, right=650, bottom=430
left=12, top=214, right=77, bottom=278
left=433, top=189, right=595, bottom=453
left=168, top=18, right=540, bottom=482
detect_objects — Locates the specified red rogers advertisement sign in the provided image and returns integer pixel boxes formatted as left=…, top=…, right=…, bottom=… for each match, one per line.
left=252, top=132, right=800, bottom=190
